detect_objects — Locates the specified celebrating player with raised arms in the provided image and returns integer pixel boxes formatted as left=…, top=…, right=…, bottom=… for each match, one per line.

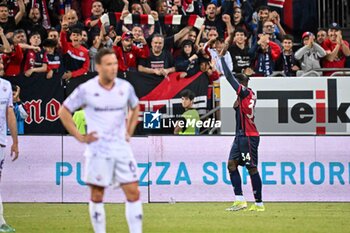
left=59, top=48, right=142, bottom=233
left=220, top=57, right=265, bottom=212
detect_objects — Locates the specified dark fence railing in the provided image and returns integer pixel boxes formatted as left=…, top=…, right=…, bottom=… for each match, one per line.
left=318, top=0, right=350, bottom=28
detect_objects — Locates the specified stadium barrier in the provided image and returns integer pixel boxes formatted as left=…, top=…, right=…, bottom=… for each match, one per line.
left=2, top=135, right=349, bottom=203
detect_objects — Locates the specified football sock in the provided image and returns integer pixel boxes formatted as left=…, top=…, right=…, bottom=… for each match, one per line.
left=235, top=195, right=245, bottom=202
left=250, top=172, right=262, bottom=203
left=125, top=199, right=143, bottom=233
left=89, top=201, right=106, bottom=233
left=255, top=202, right=264, bottom=207
left=0, top=193, right=5, bottom=225
left=229, top=169, right=243, bottom=196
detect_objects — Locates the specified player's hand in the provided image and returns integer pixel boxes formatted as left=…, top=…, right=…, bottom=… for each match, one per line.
left=292, top=65, right=300, bottom=71
left=10, top=143, right=19, bottom=161
left=80, top=131, right=98, bottom=144
left=150, top=11, right=159, bottom=21
left=33, top=46, right=41, bottom=52
left=233, top=99, right=239, bottom=108
left=189, top=54, right=198, bottom=61
left=46, top=70, right=54, bottom=79
left=62, top=71, right=72, bottom=80
left=61, top=16, right=69, bottom=31
left=307, top=36, right=314, bottom=48
left=154, top=69, right=162, bottom=76
left=179, top=72, right=187, bottom=78
left=120, top=10, right=130, bottom=20
left=222, top=14, right=231, bottom=24
left=336, top=31, right=342, bottom=44
left=114, top=36, right=122, bottom=45
left=243, top=67, right=255, bottom=76
left=24, top=69, right=33, bottom=77
left=161, top=68, right=170, bottom=77
left=125, top=132, right=131, bottom=142
left=139, top=36, right=147, bottom=45
left=0, top=27, right=4, bottom=35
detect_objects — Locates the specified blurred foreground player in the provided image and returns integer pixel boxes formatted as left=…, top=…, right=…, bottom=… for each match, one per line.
left=220, top=57, right=265, bottom=212
left=0, top=59, right=19, bottom=232
left=59, top=48, right=142, bottom=233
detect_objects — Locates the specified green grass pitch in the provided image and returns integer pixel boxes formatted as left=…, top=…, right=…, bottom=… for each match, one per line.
left=4, top=202, right=350, bottom=233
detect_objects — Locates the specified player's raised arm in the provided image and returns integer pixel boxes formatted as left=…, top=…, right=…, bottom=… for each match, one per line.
left=220, top=57, right=240, bottom=92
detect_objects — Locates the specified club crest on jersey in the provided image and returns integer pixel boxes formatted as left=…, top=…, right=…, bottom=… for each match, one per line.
left=119, top=90, right=124, bottom=96
left=54, top=56, right=59, bottom=61
left=2, top=86, right=7, bottom=92
left=79, top=52, right=84, bottom=56
left=96, top=175, right=102, bottom=181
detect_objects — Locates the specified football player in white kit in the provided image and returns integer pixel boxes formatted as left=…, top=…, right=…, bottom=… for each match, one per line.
left=59, top=48, right=142, bottom=233
left=0, top=59, right=19, bottom=232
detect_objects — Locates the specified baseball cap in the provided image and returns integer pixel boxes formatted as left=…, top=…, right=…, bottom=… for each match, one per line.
left=302, top=31, right=314, bottom=39
left=328, top=22, right=341, bottom=30
left=122, top=31, right=134, bottom=40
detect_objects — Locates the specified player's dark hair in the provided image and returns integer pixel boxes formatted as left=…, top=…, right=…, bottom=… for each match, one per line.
left=92, top=0, right=103, bottom=4
left=180, top=89, right=195, bottom=101
left=189, top=28, right=198, bottom=35
left=95, top=48, right=116, bottom=64
left=7, top=37, right=14, bottom=45
left=42, top=38, right=57, bottom=48
left=152, top=33, right=164, bottom=41
left=48, top=28, right=58, bottom=33
left=0, top=3, right=8, bottom=8
left=71, top=27, right=82, bottom=35
left=13, top=29, right=25, bottom=36
left=206, top=3, right=217, bottom=9
left=282, top=34, right=294, bottom=42
left=234, top=28, right=247, bottom=37
left=258, top=5, right=270, bottom=12
left=236, top=73, right=249, bottom=84
left=29, top=31, right=41, bottom=39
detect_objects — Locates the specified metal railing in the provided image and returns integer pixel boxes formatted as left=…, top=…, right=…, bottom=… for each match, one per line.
left=318, top=0, right=350, bottom=28
left=199, top=106, right=220, bottom=135
left=301, top=68, right=350, bottom=77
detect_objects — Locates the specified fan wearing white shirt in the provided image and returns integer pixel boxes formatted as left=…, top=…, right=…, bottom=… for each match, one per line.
left=59, top=48, right=142, bottom=233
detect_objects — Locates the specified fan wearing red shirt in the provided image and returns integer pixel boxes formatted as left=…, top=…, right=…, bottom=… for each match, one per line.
left=23, top=32, right=48, bottom=77
left=1, top=32, right=24, bottom=77
left=321, top=22, right=350, bottom=76
left=60, top=17, right=90, bottom=80
left=113, top=31, right=149, bottom=76
left=84, top=0, right=104, bottom=37
left=42, top=39, right=61, bottom=79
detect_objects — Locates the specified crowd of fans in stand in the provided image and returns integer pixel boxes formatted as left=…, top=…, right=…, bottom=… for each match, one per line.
left=0, top=0, right=349, bottom=86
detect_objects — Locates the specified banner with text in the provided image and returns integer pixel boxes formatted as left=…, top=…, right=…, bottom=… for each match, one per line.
left=2, top=136, right=349, bottom=202
left=220, top=77, right=350, bottom=135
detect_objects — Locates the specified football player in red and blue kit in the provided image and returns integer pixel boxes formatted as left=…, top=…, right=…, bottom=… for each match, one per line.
left=221, top=57, right=265, bottom=212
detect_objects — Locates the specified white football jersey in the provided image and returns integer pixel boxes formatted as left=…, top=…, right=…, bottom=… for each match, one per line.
left=63, top=76, right=139, bottom=158
left=0, top=78, right=13, bottom=146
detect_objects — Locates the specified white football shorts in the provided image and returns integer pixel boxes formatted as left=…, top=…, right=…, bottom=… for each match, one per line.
left=83, top=147, right=139, bottom=187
